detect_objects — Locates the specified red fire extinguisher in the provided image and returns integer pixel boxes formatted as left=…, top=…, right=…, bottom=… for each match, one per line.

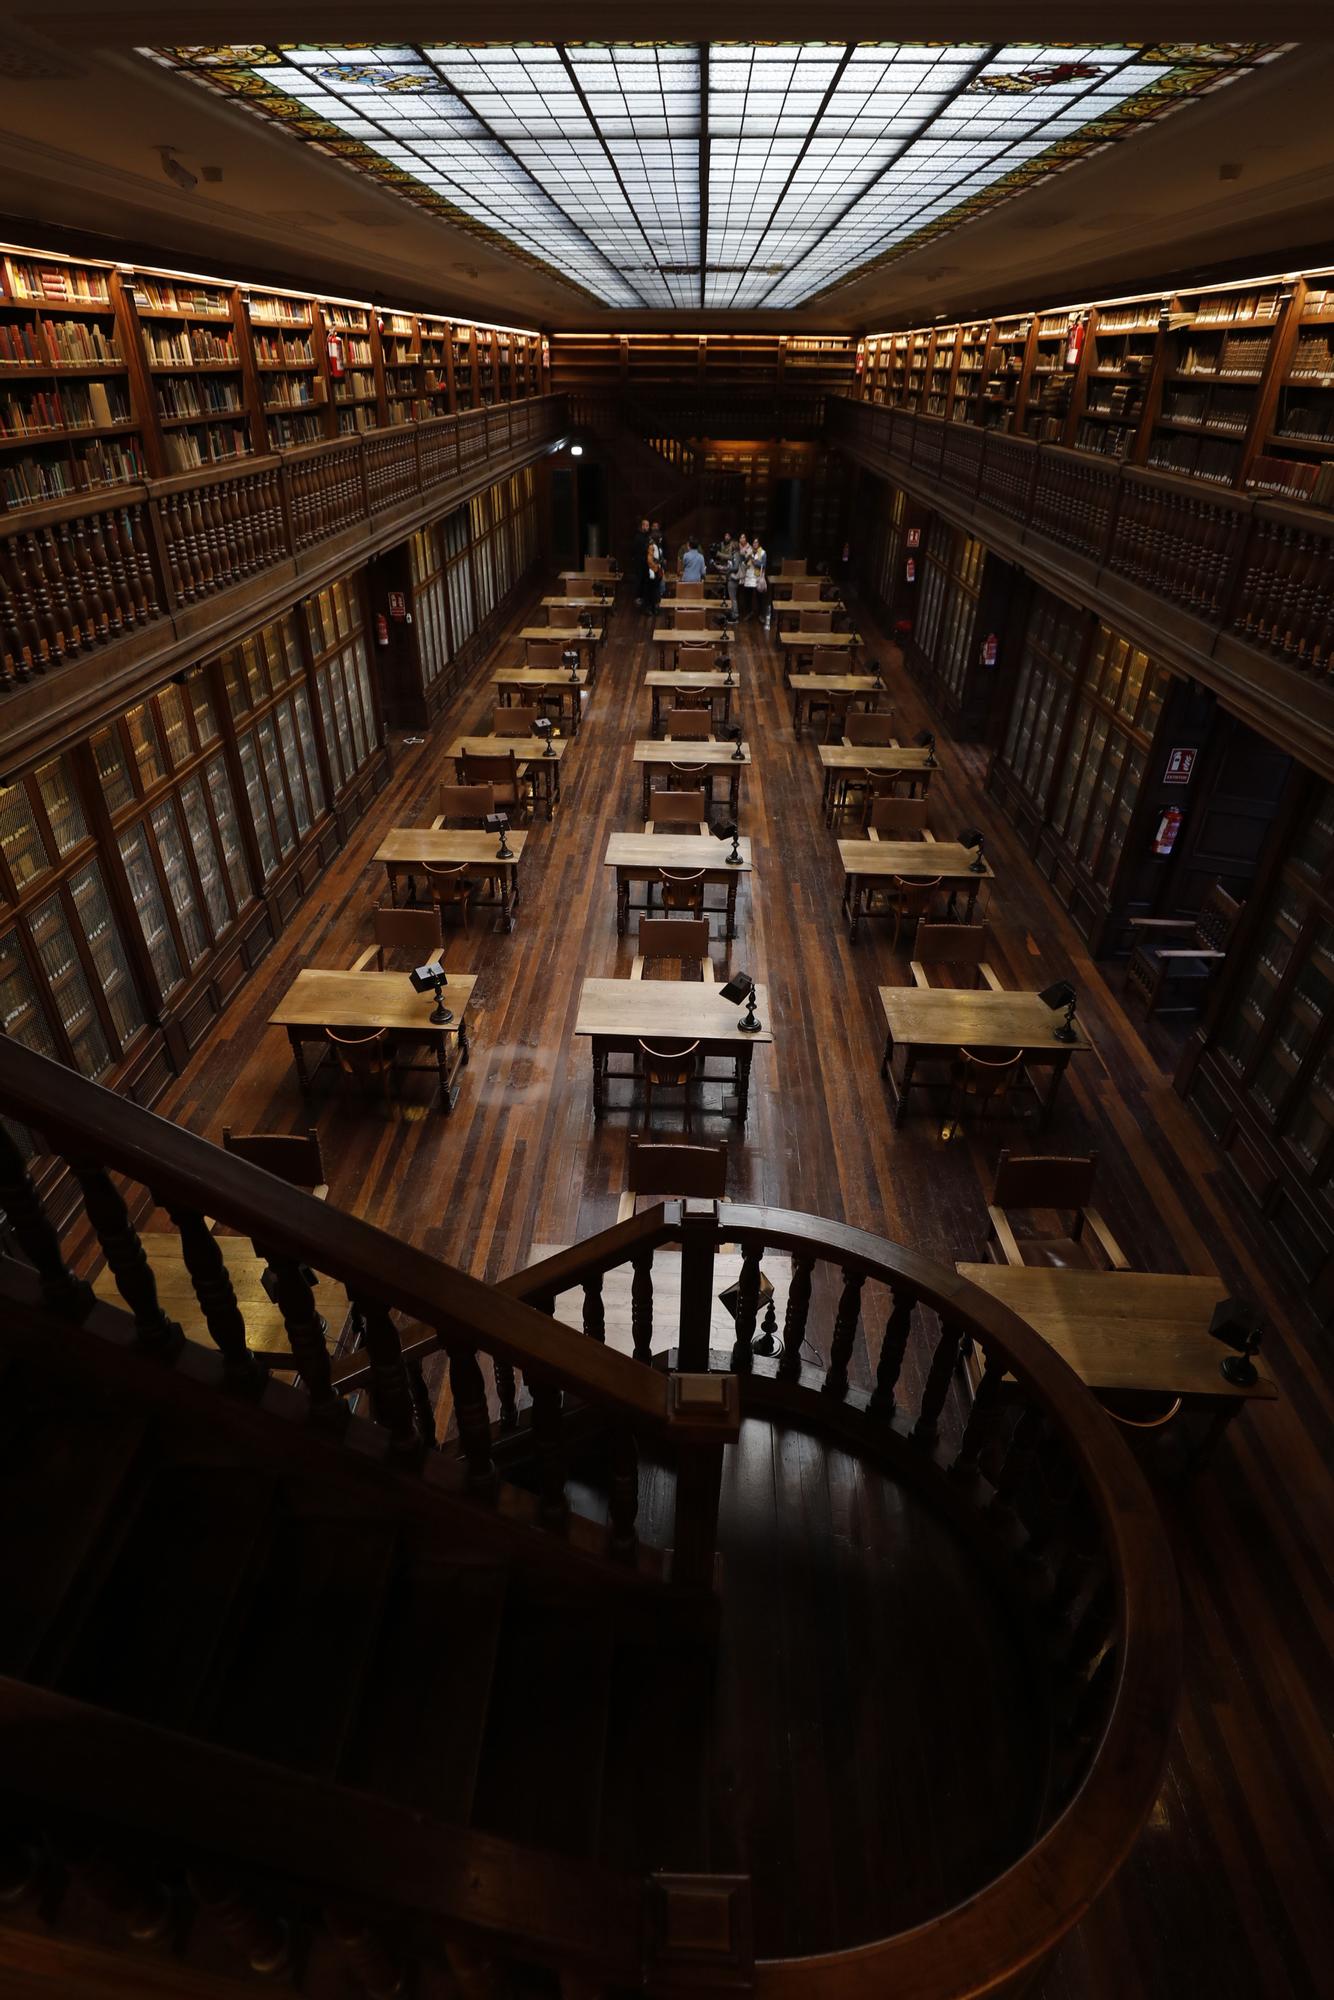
left=905, top=556, right=916, bottom=584
left=326, top=329, right=345, bottom=379
left=1153, top=807, right=1183, bottom=857
left=855, top=341, right=866, bottom=376
left=1065, top=317, right=1086, bottom=369
left=981, top=631, right=999, bottom=667
left=375, top=612, right=389, bottom=647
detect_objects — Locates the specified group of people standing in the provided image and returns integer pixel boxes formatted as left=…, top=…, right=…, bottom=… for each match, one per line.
left=632, top=518, right=769, bottom=629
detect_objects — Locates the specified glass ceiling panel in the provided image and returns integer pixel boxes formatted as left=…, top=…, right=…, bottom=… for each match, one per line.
left=146, top=40, right=1281, bottom=310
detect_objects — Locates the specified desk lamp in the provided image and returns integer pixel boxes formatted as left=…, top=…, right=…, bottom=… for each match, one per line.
left=718, top=1269, right=779, bottom=1357
left=486, top=811, right=514, bottom=860
left=914, top=728, right=938, bottom=767
left=563, top=646, right=581, bottom=684
left=1038, top=978, right=1079, bottom=1043
left=959, top=826, right=987, bottom=874
left=1208, top=1297, right=1264, bottom=1386
left=532, top=715, right=556, bottom=758
left=579, top=609, right=594, bottom=637
left=869, top=658, right=884, bottom=688
left=409, top=961, right=452, bottom=1025
left=720, top=970, right=762, bottom=1033
left=720, top=640, right=735, bottom=687
left=721, top=722, right=745, bottom=763
left=712, top=819, right=743, bottom=866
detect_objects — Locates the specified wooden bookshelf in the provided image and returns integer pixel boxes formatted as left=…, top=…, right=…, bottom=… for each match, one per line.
left=451, top=323, right=476, bottom=411
left=981, top=316, right=1033, bottom=434
left=245, top=288, right=327, bottom=450
left=1022, top=311, right=1080, bottom=443
left=418, top=314, right=453, bottom=416
left=379, top=310, right=420, bottom=426
left=123, top=270, right=254, bottom=476
left=321, top=301, right=379, bottom=436
left=1145, top=280, right=1285, bottom=487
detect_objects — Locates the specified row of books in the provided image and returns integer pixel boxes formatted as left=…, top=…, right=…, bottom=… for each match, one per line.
left=162, top=424, right=249, bottom=473
left=253, top=335, right=314, bottom=366
left=1161, top=388, right=1253, bottom=433
left=1248, top=454, right=1334, bottom=506
left=1273, top=404, right=1334, bottom=443
left=0, top=380, right=129, bottom=435
left=1146, top=434, right=1241, bottom=483
left=263, top=379, right=322, bottom=410
left=1074, top=420, right=1135, bottom=458
left=1288, top=335, right=1334, bottom=380
left=333, top=371, right=376, bottom=403
left=0, top=319, right=120, bottom=366
left=2, top=256, right=111, bottom=306
left=144, top=328, right=237, bottom=365
left=155, top=378, right=246, bottom=420
left=323, top=304, right=367, bottom=330
left=1193, top=288, right=1283, bottom=325
left=267, top=411, right=325, bottom=447
left=1, top=435, right=146, bottom=504
left=336, top=406, right=378, bottom=434
left=1178, top=335, right=1270, bottom=376
left=247, top=299, right=311, bottom=327
left=1085, top=381, right=1144, bottom=419
left=1092, top=308, right=1161, bottom=333
left=131, top=278, right=230, bottom=316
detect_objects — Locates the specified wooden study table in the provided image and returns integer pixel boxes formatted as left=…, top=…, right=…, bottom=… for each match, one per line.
left=879, top=986, right=1089, bottom=1128
left=954, top=1263, right=1277, bottom=1464
left=604, top=831, right=752, bottom=939
left=575, top=976, right=772, bottom=1127
left=817, top=743, right=934, bottom=818
left=772, top=604, right=847, bottom=636
left=645, top=670, right=738, bottom=735
left=521, top=626, right=601, bottom=672
left=540, top=593, right=605, bottom=614
left=558, top=569, right=618, bottom=587
left=633, top=738, right=752, bottom=819
left=842, top=839, right=992, bottom=938
left=790, top=675, right=882, bottom=737
left=778, top=628, right=860, bottom=671
left=269, top=967, right=477, bottom=1112
left=448, top=735, right=567, bottom=818
left=491, top=666, right=586, bottom=735
left=651, top=627, right=730, bottom=669
left=374, top=827, right=527, bottom=929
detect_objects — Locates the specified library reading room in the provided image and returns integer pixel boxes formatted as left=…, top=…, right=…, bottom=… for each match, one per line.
left=0, top=9, right=1332, bottom=1999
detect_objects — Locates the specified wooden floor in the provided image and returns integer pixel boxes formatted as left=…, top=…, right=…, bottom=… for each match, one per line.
left=155, top=580, right=1334, bottom=1997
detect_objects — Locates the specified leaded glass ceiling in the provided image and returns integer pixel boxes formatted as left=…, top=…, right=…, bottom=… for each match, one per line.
left=147, top=42, right=1279, bottom=311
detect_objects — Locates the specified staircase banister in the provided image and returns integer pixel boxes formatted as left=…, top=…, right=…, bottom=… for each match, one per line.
left=0, top=1674, right=647, bottom=1983
left=0, top=1039, right=673, bottom=1435
left=497, top=1203, right=684, bottom=1302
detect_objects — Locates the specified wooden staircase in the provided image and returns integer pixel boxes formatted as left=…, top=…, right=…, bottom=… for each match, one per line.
left=0, top=1037, right=1180, bottom=2000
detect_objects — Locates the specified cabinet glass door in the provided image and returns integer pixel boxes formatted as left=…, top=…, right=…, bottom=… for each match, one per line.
left=0, top=926, right=59, bottom=1059
left=69, top=860, right=144, bottom=1051
left=29, top=892, right=111, bottom=1079
left=118, top=823, right=183, bottom=997
left=149, top=802, right=210, bottom=967
left=204, top=756, right=251, bottom=907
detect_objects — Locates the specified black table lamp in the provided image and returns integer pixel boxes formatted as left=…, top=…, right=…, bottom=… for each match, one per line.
left=720, top=969, right=762, bottom=1032
left=563, top=646, right=581, bottom=683
left=1038, top=978, right=1079, bottom=1043
left=721, top=722, right=745, bottom=762
left=914, top=728, right=938, bottom=767
left=486, top=810, right=513, bottom=860
left=718, top=1269, right=778, bottom=1356
left=1208, top=1297, right=1264, bottom=1386
left=409, top=961, right=452, bottom=1025
left=712, top=818, right=743, bottom=865
left=532, top=715, right=556, bottom=758
left=870, top=658, right=884, bottom=688
left=959, top=825, right=987, bottom=873
left=579, top=610, right=594, bottom=636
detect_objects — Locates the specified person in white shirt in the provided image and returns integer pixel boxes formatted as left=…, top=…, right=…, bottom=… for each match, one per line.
left=749, top=536, right=769, bottom=629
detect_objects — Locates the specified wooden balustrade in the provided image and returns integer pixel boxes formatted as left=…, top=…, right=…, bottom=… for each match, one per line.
left=0, top=397, right=567, bottom=695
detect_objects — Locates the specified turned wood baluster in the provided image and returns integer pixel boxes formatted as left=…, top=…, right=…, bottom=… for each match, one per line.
left=911, top=1313, right=964, bottom=1447
left=582, top=1273, right=606, bottom=1342
left=67, top=1161, right=183, bottom=1357
left=46, top=524, right=93, bottom=648
left=868, top=1283, right=915, bottom=1418
left=188, top=489, right=218, bottom=589
left=609, top=1423, right=639, bottom=1559
left=260, top=1253, right=344, bottom=1425
left=324, top=1905, right=405, bottom=1998
left=1065, top=1570, right=1117, bottom=1679
left=492, top=1352, right=519, bottom=1429
left=188, top=1864, right=290, bottom=1975
left=778, top=1254, right=813, bottom=1380
left=351, top=1296, right=420, bottom=1459
left=988, top=1402, right=1048, bottom=1553
left=122, top=504, right=161, bottom=615
left=165, top=1203, right=260, bottom=1389
left=823, top=1266, right=865, bottom=1398
left=90, top=511, right=134, bottom=627
left=69, top=517, right=113, bottom=640
left=0, top=1124, right=94, bottom=1318
left=0, top=537, right=39, bottom=680
left=528, top=1374, right=569, bottom=1525
left=68, top=1850, right=173, bottom=1943
left=729, top=1243, right=763, bottom=1374
left=448, top=1346, right=496, bottom=1491
left=161, top=495, right=191, bottom=601
left=951, top=1343, right=1005, bottom=1483
left=631, top=1245, right=655, bottom=1363
left=19, top=530, right=66, bottom=662
left=406, top=1355, right=437, bottom=1446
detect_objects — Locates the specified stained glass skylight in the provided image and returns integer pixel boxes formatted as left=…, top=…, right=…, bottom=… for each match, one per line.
left=147, top=41, right=1280, bottom=311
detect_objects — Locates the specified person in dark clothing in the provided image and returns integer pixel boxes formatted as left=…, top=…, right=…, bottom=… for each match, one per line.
left=632, top=516, right=650, bottom=608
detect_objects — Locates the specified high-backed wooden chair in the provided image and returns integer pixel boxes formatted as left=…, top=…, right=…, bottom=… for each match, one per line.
left=434, top=783, right=493, bottom=829
left=525, top=639, right=562, bottom=669
left=941, top=1046, right=1022, bottom=1142
left=352, top=907, right=445, bottom=972
left=658, top=868, right=707, bottom=918
left=324, top=1026, right=394, bottom=1101
left=423, top=862, right=472, bottom=930
left=676, top=580, right=704, bottom=602
left=458, top=750, right=530, bottom=821
left=616, top=1136, right=727, bottom=1221
left=911, top=923, right=1002, bottom=991
left=664, top=760, right=709, bottom=795
left=784, top=557, right=809, bottom=576
left=1126, top=882, right=1241, bottom=1016
left=222, top=1126, right=328, bottom=1198
left=864, top=763, right=933, bottom=813
left=665, top=708, right=714, bottom=740
left=632, top=916, right=712, bottom=982
left=884, top=875, right=943, bottom=952
left=844, top=709, right=898, bottom=746
left=564, top=576, right=585, bottom=598
left=491, top=703, right=539, bottom=739
left=674, top=646, right=716, bottom=676
left=645, top=789, right=708, bottom=834
left=674, top=606, right=706, bottom=632
left=637, top=1038, right=701, bottom=1133
left=984, top=1150, right=1129, bottom=1273
left=866, top=796, right=932, bottom=839
left=791, top=578, right=821, bottom=602
left=798, top=607, right=833, bottom=633
left=587, top=555, right=614, bottom=577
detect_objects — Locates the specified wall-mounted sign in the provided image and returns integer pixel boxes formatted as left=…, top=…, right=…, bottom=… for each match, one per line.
left=387, top=591, right=407, bottom=621
left=906, top=526, right=922, bottom=548
left=1164, top=746, right=1198, bottom=785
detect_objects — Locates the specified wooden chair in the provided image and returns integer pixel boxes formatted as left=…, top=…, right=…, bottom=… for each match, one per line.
left=673, top=646, right=716, bottom=677
left=665, top=708, right=715, bottom=741
left=1126, top=882, right=1241, bottom=1015
left=866, top=796, right=931, bottom=839
left=984, top=1150, right=1129, bottom=1273
left=871, top=874, right=942, bottom=952
left=844, top=709, right=898, bottom=746
left=864, top=763, right=932, bottom=813
left=632, top=916, right=712, bottom=982
left=941, top=1046, right=1022, bottom=1143
left=616, top=1136, right=727, bottom=1221
left=564, top=576, right=586, bottom=598
left=790, top=578, right=821, bottom=602
left=674, top=606, right=706, bottom=631
left=423, top=862, right=472, bottom=930
left=525, top=640, right=562, bottom=669
left=665, top=761, right=709, bottom=795
left=491, top=703, right=539, bottom=739
left=222, top=1126, right=328, bottom=1198
left=324, top=1026, right=394, bottom=1100
left=637, top=1038, right=701, bottom=1133
left=659, top=868, right=707, bottom=918
left=352, top=907, right=445, bottom=972
left=676, top=580, right=705, bottom=602
left=645, top=789, right=708, bottom=834
left=801, top=651, right=848, bottom=734
left=586, top=555, right=614, bottom=577
left=798, top=607, right=833, bottom=633
left=783, top=557, right=809, bottom=577
left=910, top=924, right=1003, bottom=991
left=435, top=783, right=493, bottom=829
left=459, top=750, right=531, bottom=821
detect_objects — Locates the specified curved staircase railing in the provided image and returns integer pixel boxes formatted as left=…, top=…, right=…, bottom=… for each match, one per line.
left=0, top=1039, right=1180, bottom=1998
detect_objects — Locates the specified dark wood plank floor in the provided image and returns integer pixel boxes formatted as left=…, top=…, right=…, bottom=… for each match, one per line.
left=155, top=578, right=1334, bottom=1998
